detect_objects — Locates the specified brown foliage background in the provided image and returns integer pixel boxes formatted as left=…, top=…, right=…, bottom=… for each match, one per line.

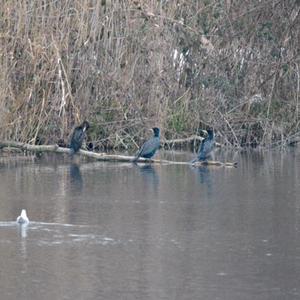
left=1, top=0, right=300, bottom=149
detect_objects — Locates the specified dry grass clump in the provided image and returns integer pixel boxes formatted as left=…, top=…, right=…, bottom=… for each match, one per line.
left=1, top=0, right=299, bottom=149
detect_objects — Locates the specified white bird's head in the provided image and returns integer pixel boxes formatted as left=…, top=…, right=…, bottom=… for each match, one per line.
left=16, top=209, right=29, bottom=224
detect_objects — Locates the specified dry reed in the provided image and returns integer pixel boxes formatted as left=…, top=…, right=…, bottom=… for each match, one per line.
left=1, top=0, right=299, bottom=149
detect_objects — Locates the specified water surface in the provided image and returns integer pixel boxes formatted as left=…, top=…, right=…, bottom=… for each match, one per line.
left=0, top=150, right=300, bottom=300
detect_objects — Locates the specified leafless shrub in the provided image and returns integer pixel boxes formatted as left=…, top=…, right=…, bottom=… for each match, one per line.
left=1, top=0, right=299, bottom=149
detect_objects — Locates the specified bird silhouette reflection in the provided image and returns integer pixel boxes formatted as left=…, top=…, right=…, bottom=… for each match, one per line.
left=70, top=163, right=83, bottom=192
left=136, top=164, right=160, bottom=195
left=191, top=165, right=213, bottom=198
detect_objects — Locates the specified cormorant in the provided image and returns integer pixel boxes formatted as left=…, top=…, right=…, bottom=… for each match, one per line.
left=192, top=128, right=215, bottom=162
left=16, top=209, right=29, bottom=224
left=133, top=127, right=160, bottom=162
left=70, top=121, right=90, bottom=154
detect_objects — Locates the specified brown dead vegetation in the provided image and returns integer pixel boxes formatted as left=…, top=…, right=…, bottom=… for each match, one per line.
left=1, top=0, right=299, bottom=150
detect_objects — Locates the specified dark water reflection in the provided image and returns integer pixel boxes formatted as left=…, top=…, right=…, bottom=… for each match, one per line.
left=69, top=163, right=83, bottom=193
left=0, top=150, right=300, bottom=300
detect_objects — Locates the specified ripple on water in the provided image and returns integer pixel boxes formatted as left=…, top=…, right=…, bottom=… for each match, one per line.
left=0, top=221, right=119, bottom=246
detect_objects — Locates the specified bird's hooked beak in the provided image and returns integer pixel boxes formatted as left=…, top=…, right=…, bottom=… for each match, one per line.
left=83, top=124, right=88, bottom=132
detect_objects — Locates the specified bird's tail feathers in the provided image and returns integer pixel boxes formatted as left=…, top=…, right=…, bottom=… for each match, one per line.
left=132, top=155, right=139, bottom=163
left=190, top=158, right=198, bottom=164
left=70, top=148, right=76, bottom=157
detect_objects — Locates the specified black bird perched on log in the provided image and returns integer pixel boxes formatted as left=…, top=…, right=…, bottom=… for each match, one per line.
left=192, top=128, right=215, bottom=162
left=70, top=121, right=90, bottom=155
left=133, top=127, right=160, bottom=162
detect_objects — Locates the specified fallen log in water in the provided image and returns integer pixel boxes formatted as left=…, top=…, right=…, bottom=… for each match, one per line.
left=192, top=160, right=238, bottom=168
left=0, top=141, right=237, bottom=167
left=162, top=135, right=222, bottom=148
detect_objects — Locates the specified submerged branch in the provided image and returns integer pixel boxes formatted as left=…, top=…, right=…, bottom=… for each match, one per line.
left=0, top=141, right=237, bottom=167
